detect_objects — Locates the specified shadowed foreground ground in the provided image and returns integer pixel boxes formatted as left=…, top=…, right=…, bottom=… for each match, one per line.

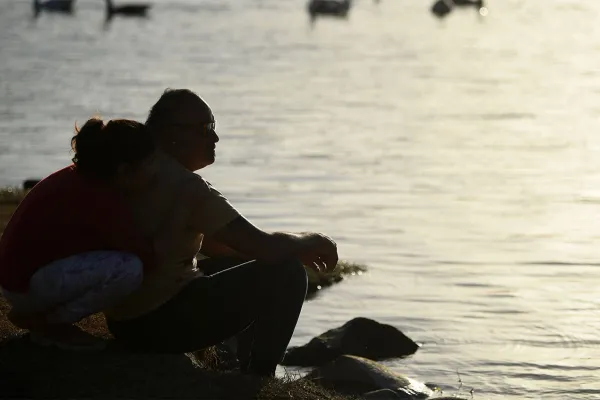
left=0, top=291, right=352, bottom=399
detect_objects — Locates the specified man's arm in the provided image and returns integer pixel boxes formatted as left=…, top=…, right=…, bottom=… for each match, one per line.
left=184, top=177, right=338, bottom=271
left=199, top=236, right=251, bottom=260
left=209, top=216, right=338, bottom=272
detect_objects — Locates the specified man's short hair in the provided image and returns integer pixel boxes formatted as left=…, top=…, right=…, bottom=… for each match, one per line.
left=145, top=88, right=204, bottom=136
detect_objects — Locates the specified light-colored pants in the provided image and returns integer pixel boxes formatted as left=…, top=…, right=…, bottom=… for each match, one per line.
left=1, top=251, right=143, bottom=324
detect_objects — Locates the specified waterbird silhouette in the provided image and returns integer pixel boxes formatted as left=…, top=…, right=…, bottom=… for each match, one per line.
left=431, top=0, right=452, bottom=18
left=453, top=0, right=484, bottom=8
left=431, top=0, right=484, bottom=18
left=105, top=0, right=151, bottom=20
left=307, top=0, right=351, bottom=22
left=33, top=0, right=75, bottom=18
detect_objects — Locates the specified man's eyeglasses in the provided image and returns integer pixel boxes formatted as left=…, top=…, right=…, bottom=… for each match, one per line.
left=204, top=122, right=216, bottom=134
left=168, top=121, right=216, bottom=135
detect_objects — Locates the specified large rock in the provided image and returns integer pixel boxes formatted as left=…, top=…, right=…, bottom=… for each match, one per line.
left=282, top=317, right=420, bottom=367
left=363, top=389, right=404, bottom=399
left=304, top=355, right=432, bottom=399
left=363, top=388, right=470, bottom=400
left=305, top=355, right=470, bottom=400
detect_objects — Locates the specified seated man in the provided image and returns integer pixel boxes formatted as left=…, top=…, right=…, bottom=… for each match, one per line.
left=105, top=88, right=338, bottom=377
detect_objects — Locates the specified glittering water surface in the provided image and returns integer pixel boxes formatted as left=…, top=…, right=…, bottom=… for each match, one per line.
left=2, top=0, right=600, bottom=398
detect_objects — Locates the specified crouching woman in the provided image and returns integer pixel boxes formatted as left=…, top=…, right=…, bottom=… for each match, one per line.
left=0, top=118, right=156, bottom=350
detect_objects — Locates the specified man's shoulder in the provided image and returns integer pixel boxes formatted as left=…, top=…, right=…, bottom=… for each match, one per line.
left=155, top=153, right=199, bottom=178
left=153, top=153, right=215, bottom=197
left=181, top=174, right=215, bottom=202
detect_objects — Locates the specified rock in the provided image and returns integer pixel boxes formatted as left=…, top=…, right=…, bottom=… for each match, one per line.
left=433, top=397, right=471, bottom=400
left=304, top=355, right=432, bottom=399
left=363, top=388, right=402, bottom=399
left=282, top=317, right=420, bottom=367
left=364, top=389, right=472, bottom=400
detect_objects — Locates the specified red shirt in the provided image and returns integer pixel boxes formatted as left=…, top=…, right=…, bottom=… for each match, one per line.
left=0, top=166, right=154, bottom=293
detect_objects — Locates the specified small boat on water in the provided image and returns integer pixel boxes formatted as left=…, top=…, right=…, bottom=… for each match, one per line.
left=307, top=0, right=352, bottom=20
left=33, top=0, right=75, bottom=17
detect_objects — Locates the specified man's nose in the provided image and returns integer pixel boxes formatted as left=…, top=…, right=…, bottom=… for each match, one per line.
left=212, top=130, right=220, bottom=142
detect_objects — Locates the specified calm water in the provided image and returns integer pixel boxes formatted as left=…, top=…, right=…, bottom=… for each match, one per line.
left=2, top=0, right=600, bottom=398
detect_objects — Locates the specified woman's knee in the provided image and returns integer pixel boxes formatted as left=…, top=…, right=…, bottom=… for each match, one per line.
left=110, top=253, right=144, bottom=294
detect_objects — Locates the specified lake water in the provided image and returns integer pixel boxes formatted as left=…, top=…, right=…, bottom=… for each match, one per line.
left=2, top=0, right=600, bottom=398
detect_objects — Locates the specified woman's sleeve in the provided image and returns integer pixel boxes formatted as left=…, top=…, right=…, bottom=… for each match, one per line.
left=95, top=197, right=156, bottom=271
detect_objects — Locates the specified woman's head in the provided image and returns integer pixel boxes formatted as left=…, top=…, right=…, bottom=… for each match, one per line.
left=71, top=118, right=156, bottom=191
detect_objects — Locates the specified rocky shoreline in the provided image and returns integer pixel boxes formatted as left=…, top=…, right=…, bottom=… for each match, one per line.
left=0, top=187, right=468, bottom=399
left=0, top=310, right=468, bottom=399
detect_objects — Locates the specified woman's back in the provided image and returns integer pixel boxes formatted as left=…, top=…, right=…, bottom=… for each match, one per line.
left=0, top=166, right=151, bottom=293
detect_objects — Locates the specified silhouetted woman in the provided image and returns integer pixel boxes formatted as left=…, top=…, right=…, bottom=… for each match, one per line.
left=0, top=118, right=157, bottom=350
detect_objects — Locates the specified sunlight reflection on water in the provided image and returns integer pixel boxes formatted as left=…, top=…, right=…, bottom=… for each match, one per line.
left=2, top=0, right=600, bottom=397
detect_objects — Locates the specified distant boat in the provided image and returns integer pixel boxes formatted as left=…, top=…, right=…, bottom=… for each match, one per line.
left=308, top=0, right=352, bottom=20
left=33, top=0, right=75, bottom=17
left=105, top=0, right=152, bottom=19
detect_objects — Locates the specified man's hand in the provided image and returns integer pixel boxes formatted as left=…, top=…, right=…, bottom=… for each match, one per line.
left=212, top=217, right=339, bottom=268
left=298, top=233, right=338, bottom=273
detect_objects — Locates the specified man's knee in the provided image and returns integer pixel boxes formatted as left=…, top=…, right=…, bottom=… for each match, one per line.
left=280, top=259, right=308, bottom=291
left=256, top=259, right=307, bottom=294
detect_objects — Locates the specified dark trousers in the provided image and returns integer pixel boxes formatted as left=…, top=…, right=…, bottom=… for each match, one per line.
left=107, top=257, right=308, bottom=377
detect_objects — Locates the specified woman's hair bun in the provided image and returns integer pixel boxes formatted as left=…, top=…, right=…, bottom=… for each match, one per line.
left=72, top=117, right=105, bottom=159
left=71, top=117, right=154, bottom=180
